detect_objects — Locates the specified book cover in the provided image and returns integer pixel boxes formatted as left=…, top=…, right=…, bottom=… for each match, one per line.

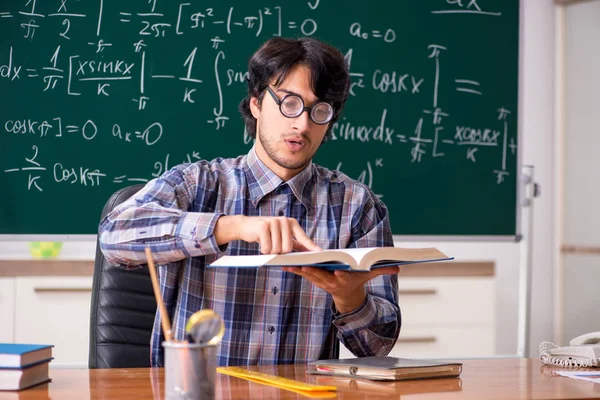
left=208, top=247, right=452, bottom=271
left=314, top=374, right=462, bottom=395
left=0, top=360, right=51, bottom=391
left=0, top=344, right=53, bottom=369
left=307, top=356, right=463, bottom=381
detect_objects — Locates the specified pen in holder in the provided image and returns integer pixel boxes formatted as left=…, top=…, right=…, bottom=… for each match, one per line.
left=145, top=248, right=190, bottom=398
left=163, top=341, right=217, bottom=400
left=145, top=248, right=222, bottom=399
left=145, top=247, right=173, bottom=342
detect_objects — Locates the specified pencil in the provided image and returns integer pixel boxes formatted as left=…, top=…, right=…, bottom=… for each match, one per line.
left=145, top=247, right=173, bottom=342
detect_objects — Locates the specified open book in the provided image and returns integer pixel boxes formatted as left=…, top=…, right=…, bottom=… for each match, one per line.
left=307, top=356, right=463, bottom=381
left=208, top=247, right=452, bottom=271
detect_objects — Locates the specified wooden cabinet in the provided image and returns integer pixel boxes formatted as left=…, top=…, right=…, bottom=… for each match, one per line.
left=390, top=277, right=495, bottom=357
left=390, top=326, right=495, bottom=358
left=14, top=277, right=92, bottom=367
left=0, top=261, right=94, bottom=367
left=340, top=271, right=495, bottom=358
left=2, top=260, right=493, bottom=364
left=0, top=278, right=15, bottom=342
left=0, top=275, right=93, bottom=367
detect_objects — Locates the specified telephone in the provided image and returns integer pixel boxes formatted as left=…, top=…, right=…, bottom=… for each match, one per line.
left=539, top=331, right=600, bottom=368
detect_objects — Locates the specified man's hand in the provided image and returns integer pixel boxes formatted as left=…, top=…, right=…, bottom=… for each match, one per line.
left=214, top=215, right=321, bottom=254
left=282, top=265, right=400, bottom=314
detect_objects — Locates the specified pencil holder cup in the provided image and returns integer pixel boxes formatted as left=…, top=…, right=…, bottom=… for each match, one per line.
left=163, top=341, right=217, bottom=400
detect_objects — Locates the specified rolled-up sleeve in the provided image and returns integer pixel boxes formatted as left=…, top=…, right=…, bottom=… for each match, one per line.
left=98, top=164, right=225, bottom=267
left=335, top=193, right=400, bottom=356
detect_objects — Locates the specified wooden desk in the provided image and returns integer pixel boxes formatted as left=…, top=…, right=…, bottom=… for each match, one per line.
left=9, top=358, right=600, bottom=400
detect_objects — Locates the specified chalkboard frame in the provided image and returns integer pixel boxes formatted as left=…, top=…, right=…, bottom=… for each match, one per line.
left=0, top=0, right=523, bottom=240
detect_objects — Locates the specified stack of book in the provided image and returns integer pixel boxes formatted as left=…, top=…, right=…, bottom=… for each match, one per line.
left=0, top=343, right=53, bottom=391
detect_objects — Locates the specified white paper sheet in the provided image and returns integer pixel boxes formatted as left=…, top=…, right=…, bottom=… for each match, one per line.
left=556, top=371, right=600, bottom=383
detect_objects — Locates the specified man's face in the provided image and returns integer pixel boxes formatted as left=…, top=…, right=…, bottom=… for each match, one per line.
left=250, top=64, right=330, bottom=180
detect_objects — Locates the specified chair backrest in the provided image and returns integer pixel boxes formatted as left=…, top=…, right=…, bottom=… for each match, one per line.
left=89, top=184, right=157, bottom=368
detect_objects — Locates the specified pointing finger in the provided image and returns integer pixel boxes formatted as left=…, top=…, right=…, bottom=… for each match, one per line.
left=290, top=221, right=321, bottom=252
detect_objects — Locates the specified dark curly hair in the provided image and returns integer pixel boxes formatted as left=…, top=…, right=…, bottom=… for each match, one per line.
left=239, top=37, right=350, bottom=139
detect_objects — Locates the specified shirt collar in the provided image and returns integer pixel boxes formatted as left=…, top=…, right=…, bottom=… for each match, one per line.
left=246, top=146, right=313, bottom=209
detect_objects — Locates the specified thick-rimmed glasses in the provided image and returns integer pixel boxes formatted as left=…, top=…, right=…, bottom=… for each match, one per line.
left=265, top=86, right=334, bottom=125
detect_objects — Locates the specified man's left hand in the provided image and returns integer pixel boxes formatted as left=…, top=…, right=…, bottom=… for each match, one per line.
left=281, top=265, right=399, bottom=314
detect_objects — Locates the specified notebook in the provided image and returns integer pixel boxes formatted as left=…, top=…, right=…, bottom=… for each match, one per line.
left=0, top=360, right=51, bottom=391
left=0, top=344, right=53, bottom=368
left=314, top=374, right=463, bottom=395
left=307, top=356, right=463, bottom=381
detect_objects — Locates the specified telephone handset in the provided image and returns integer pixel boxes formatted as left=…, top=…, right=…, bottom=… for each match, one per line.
left=540, top=331, right=600, bottom=368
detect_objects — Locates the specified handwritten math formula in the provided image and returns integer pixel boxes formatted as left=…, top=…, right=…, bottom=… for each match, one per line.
left=0, top=0, right=519, bottom=234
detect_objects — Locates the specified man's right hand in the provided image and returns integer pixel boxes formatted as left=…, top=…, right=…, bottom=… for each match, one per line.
left=214, top=215, right=321, bottom=254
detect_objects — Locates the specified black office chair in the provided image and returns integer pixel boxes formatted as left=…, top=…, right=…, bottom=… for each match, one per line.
left=89, top=184, right=157, bottom=368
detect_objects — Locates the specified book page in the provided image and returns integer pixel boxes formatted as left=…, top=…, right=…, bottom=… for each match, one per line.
left=209, top=250, right=356, bottom=268
left=362, top=247, right=449, bottom=268
left=209, top=254, right=278, bottom=267
left=333, top=248, right=374, bottom=265
left=269, top=249, right=358, bottom=267
left=209, top=247, right=449, bottom=270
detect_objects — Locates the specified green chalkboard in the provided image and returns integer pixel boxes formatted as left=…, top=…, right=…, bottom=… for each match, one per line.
left=0, top=0, right=519, bottom=236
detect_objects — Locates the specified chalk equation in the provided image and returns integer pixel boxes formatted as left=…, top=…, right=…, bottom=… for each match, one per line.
left=1, top=0, right=517, bottom=198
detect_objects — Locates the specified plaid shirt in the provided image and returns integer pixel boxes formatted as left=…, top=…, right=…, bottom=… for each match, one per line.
left=99, top=147, right=400, bottom=367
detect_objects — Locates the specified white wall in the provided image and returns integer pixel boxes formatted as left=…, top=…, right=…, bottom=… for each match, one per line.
left=561, top=1, right=600, bottom=341
left=521, top=0, right=557, bottom=356
left=0, top=1, right=559, bottom=358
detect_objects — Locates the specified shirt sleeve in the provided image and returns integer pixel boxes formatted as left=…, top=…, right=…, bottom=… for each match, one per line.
left=98, top=163, right=225, bottom=267
left=333, top=192, right=401, bottom=357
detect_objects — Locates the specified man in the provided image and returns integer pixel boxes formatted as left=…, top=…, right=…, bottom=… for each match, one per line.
left=99, top=37, right=401, bottom=367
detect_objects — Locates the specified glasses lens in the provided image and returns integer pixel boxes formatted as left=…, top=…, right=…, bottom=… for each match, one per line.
left=280, top=96, right=303, bottom=117
left=311, top=103, right=333, bottom=124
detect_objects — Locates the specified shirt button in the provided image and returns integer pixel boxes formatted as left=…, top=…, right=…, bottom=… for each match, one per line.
left=278, top=210, right=284, bottom=216
left=268, top=326, right=275, bottom=334
left=272, top=287, right=278, bottom=295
